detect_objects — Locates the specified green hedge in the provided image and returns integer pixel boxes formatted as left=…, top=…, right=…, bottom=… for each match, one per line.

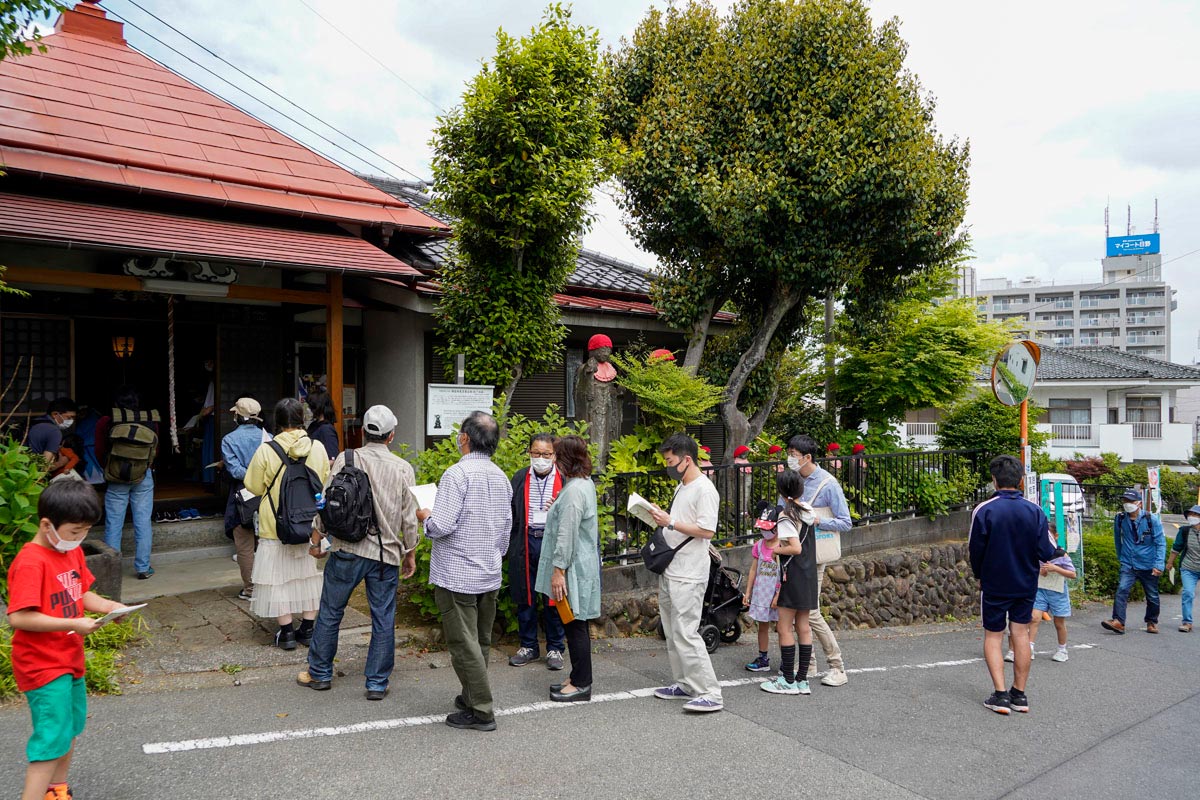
left=1081, top=531, right=1181, bottom=600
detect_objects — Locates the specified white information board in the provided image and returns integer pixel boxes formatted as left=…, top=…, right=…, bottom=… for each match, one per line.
left=426, top=384, right=494, bottom=437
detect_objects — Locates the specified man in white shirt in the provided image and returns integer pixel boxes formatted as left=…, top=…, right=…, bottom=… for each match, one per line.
left=648, top=433, right=723, bottom=713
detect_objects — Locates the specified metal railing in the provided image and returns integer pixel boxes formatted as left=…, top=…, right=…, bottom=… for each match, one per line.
left=1049, top=423, right=1095, bottom=443
left=1128, top=421, right=1162, bottom=439
left=600, top=450, right=993, bottom=563
left=905, top=422, right=939, bottom=438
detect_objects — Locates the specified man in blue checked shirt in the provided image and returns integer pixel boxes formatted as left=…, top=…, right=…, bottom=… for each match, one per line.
left=786, top=434, right=853, bottom=687
left=416, top=411, right=512, bottom=732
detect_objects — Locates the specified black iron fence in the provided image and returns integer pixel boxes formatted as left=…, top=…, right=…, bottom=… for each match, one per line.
left=601, top=449, right=994, bottom=563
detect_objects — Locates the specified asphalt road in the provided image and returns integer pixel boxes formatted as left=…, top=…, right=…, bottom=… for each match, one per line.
left=1, top=599, right=1195, bottom=800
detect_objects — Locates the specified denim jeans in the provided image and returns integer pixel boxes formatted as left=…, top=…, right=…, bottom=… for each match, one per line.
left=514, top=534, right=565, bottom=653
left=307, top=551, right=399, bottom=692
left=103, top=469, right=155, bottom=574
left=1112, top=565, right=1161, bottom=624
left=1181, top=568, right=1200, bottom=625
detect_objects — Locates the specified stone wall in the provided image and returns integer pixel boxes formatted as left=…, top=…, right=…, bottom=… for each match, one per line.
left=592, top=540, right=980, bottom=637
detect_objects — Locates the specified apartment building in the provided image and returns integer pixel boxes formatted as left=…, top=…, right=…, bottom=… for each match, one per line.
left=971, top=248, right=1176, bottom=360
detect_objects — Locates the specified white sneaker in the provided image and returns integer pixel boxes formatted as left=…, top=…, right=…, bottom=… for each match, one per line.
left=820, top=668, right=848, bottom=687
left=1004, top=649, right=1015, bottom=663
left=1052, top=648, right=1069, bottom=662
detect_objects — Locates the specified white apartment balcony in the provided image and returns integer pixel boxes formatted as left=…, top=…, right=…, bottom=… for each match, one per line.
left=1078, top=335, right=1119, bottom=346
left=1129, top=421, right=1162, bottom=439
left=1050, top=423, right=1096, bottom=444
left=897, top=422, right=939, bottom=448
left=1036, top=422, right=1195, bottom=463
left=1053, top=318, right=1074, bottom=328
left=1127, top=333, right=1164, bottom=344
left=1126, top=315, right=1165, bottom=326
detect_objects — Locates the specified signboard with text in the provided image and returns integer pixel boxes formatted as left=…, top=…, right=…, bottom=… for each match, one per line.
left=1106, top=233, right=1160, bottom=257
left=426, top=384, right=495, bottom=437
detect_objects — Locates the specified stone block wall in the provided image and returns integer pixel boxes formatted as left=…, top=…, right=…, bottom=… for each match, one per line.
left=591, top=540, right=980, bottom=637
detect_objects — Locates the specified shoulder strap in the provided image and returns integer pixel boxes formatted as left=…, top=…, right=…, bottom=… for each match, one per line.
left=809, top=476, right=834, bottom=503
left=264, top=440, right=292, bottom=521
left=346, top=448, right=355, bottom=469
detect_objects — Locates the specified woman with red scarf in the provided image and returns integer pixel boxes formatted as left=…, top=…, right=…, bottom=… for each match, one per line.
left=507, top=433, right=566, bottom=670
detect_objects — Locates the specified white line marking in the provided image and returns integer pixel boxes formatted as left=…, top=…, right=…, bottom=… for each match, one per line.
left=141, top=643, right=1099, bottom=755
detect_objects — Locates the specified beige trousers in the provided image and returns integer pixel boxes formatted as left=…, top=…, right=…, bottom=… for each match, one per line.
left=809, top=566, right=844, bottom=670
left=659, top=576, right=722, bottom=701
left=233, top=525, right=256, bottom=591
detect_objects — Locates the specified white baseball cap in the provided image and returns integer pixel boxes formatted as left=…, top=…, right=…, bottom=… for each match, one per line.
left=229, top=397, right=261, bottom=420
left=363, top=405, right=397, bottom=436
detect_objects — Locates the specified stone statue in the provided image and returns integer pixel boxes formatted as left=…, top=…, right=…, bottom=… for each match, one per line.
left=574, top=333, right=623, bottom=470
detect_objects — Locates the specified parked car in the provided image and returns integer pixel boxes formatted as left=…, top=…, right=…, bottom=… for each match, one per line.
left=1040, top=473, right=1087, bottom=518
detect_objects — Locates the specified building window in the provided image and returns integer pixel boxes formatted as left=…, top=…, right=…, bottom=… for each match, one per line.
left=1048, top=399, right=1090, bottom=425
left=0, top=315, right=73, bottom=416
left=1125, top=395, right=1161, bottom=423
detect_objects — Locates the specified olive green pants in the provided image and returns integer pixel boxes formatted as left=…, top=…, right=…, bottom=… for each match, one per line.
left=434, top=586, right=498, bottom=722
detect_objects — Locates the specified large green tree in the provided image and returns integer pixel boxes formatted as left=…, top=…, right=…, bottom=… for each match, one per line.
left=603, top=0, right=970, bottom=456
left=835, top=271, right=1011, bottom=429
left=1, top=0, right=61, bottom=62
left=430, top=6, right=606, bottom=397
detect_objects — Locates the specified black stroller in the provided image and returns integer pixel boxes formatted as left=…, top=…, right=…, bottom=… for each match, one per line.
left=700, top=547, right=744, bottom=653
left=654, top=546, right=744, bottom=653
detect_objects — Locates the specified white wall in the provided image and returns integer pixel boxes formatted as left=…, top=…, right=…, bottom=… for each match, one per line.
left=363, top=307, right=429, bottom=452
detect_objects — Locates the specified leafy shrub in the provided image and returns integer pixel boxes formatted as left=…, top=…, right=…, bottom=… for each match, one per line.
left=0, top=437, right=48, bottom=600
left=936, top=394, right=1050, bottom=456
left=611, top=351, right=723, bottom=434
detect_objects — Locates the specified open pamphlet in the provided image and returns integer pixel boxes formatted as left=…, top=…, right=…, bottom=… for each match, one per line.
left=626, top=492, right=659, bottom=528
left=94, top=603, right=147, bottom=627
left=1036, top=572, right=1066, bottom=593
left=409, top=483, right=438, bottom=511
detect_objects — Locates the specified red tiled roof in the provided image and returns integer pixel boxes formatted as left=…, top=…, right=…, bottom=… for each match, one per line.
left=0, top=192, right=422, bottom=277
left=0, top=2, right=447, bottom=232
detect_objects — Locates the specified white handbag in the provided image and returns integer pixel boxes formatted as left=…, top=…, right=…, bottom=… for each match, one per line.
left=808, top=477, right=842, bottom=564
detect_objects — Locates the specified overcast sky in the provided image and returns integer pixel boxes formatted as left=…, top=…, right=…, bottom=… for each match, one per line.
left=92, top=0, right=1200, bottom=364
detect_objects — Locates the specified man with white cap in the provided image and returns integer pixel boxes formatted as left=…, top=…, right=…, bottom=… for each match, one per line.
left=298, top=405, right=420, bottom=700
left=220, top=397, right=268, bottom=601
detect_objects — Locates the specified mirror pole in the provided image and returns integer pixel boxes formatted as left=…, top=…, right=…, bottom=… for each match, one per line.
left=1019, top=399, right=1029, bottom=470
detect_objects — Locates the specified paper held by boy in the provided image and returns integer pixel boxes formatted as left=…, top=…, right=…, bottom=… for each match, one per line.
left=67, top=603, right=148, bottom=635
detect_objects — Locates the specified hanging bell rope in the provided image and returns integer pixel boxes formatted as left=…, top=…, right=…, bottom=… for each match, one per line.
left=167, top=294, right=180, bottom=453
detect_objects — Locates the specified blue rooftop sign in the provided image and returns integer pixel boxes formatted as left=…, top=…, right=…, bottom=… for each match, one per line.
left=1106, top=234, right=1160, bottom=257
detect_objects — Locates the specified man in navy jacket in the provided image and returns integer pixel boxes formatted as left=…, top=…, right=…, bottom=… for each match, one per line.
left=969, top=455, right=1060, bottom=715
left=1102, top=489, right=1166, bottom=635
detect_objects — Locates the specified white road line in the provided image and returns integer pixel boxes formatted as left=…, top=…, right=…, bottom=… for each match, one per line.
left=141, top=643, right=1098, bottom=755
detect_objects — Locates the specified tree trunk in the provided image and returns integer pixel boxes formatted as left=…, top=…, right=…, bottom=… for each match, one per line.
left=681, top=297, right=717, bottom=373
left=500, top=363, right=524, bottom=427
left=824, top=291, right=835, bottom=413
left=719, top=291, right=797, bottom=457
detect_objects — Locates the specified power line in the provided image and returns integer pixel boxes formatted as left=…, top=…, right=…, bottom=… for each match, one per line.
left=109, top=1, right=429, bottom=183
left=106, top=8, right=388, bottom=179
left=117, top=0, right=427, bottom=183
left=1016, top=246, right=1200, bottom=316
left=296, top=0, right=444, bottom=114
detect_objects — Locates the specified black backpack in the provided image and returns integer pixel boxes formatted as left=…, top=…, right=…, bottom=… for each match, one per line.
left=320, top=449, right=378, bottom=543
left=265, top=440, right=323, bottom=545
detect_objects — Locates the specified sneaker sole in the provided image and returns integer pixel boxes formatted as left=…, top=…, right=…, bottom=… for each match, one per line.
left=654, top=692, right=694, bottom=701
left=761, top=687, right=800, bottom=695
left=820, top=676, right=848, bottom=687
left=445, top=719, right=496, bottom=731
left=745, top=666, right=772, bottom=672
left=546, top=663, right=564, bottom=671
left=1011, top=705, right=1029, bottom=713
left=984, top=703, right=1011, bottom=715
left=683, top=703, right=723, bottom=713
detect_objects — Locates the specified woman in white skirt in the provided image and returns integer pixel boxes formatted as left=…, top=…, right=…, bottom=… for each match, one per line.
left=244, top=398, right=330, bottom=649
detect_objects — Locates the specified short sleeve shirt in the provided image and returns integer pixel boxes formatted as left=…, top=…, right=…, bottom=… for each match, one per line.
left=27, top=417, right=61, bottom=457
left=663, top=474, right=720, bottom=583
left=5, top=542, right=94, bottom=692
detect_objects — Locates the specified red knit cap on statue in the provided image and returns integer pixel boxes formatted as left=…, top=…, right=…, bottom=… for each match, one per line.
left=768, top=444, right=783, bottom=455
left=827, top=442, right=841, bottom=452
left=588, top=334, right=613, bottom=351
left=851, top=443, right=866, bottom=455
left=733, top=445, right=750, bottom=458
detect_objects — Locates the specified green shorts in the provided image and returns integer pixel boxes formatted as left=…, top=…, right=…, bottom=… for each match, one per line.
left=24, top=674, right=87, bottom=762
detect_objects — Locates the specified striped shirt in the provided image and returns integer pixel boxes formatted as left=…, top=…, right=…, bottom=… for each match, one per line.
left=425, top=452, right=513, bottom=594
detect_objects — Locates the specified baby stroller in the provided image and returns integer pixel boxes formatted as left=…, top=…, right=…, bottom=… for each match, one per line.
left=700, top=546, right=743, bottom=653
left=653, top=546, right=744, bottom=653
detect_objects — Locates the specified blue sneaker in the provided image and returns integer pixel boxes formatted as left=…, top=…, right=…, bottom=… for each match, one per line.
left=745, top=654, right=771, bottom=672
left=797, top=680, right=811, bottom=695
left=760, top=675, right=800, bottom=695
left=653, top=684, right=693, bottom=700
left=682, top=697, right=723, bottom=713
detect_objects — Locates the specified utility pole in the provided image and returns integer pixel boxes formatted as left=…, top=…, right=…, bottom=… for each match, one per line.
left=824, top=292, right=835, bottom=414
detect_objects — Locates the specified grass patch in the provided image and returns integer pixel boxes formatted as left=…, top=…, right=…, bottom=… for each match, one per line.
left=1, top=613, right=148, bottom=699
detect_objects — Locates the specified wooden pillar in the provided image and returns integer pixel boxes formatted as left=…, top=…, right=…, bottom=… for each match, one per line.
left=326, top=273, right=344, bottom=451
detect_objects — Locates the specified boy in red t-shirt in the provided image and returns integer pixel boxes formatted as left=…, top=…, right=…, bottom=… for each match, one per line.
left=6, top=480, right=127, bottom=800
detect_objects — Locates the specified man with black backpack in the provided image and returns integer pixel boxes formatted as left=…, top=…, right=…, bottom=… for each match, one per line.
left=297, top=405, right=419, bottom=701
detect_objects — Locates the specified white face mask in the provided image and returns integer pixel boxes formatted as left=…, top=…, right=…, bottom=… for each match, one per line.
left=787, top=456, right=801, bottom=471
left=1187, top=516, right=1200, bottom=526
left=530, top=457, right=554, bottom=475
left=48, top=524, right=83, bottom=553
left=1123, top=503, right=1139, bottom=514
left=56, top=416, right=74, bottom=431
